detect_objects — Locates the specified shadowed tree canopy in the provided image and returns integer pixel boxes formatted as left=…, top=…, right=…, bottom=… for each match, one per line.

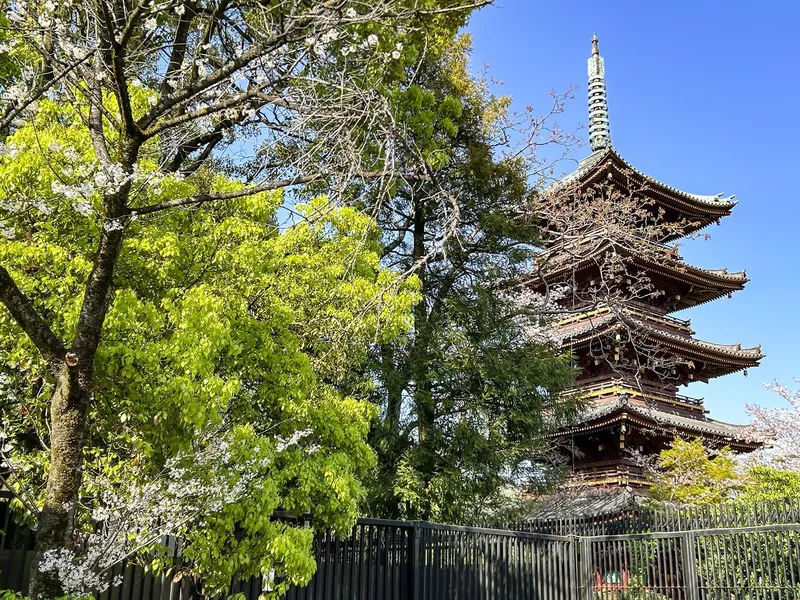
left=358, top=35, right=580, bottom=524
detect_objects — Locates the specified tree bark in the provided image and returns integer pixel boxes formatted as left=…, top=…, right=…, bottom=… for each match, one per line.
left=28, top=135, right=136, bottom=597
left=28, top=364, right=91, bottom=597
left=410, top=191, right=437, bottom=519
left=381, top=344, right=403, bottom=437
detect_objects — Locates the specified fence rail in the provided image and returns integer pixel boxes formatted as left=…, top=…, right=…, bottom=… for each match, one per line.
left=4, top=498, right=800, bottom=599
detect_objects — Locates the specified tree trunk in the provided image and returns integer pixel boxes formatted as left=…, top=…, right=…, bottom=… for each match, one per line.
left=27, top=137, right=134, bottom=595
left=381, top=344, right=403, bottom=436
left=410, top=191, right=437, bottom=520
left=28, top=364, right=91, bottom=598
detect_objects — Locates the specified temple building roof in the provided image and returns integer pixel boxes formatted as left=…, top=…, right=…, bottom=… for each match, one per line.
left=526, top=488, right=648, bottom=519
left=553, top=311, right=764, bottom=378
left=529, top=239, right=748, bottom=311
left=553, top=396, right=760, bottom=450
left=555, top=147, right=736, bottom=239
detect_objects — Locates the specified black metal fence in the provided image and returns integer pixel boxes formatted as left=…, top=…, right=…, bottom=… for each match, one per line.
left=283, top=521, right=579, bottom=600
left=513, top=495, right=800, bottom=536
left=582, top=525, right=800, bottom=599
left=3, top=498, right=800, bottom=599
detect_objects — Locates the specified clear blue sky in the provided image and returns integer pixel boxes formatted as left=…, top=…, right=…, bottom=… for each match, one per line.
left=467, top=1, right=800, bottom=424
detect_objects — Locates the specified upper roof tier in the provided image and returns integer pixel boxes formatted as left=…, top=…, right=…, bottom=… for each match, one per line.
left=526, top=238, right=748, bottom=312
left=556, top=148, right=737, bottom=240
left=553, top=310, right=764, bottom=381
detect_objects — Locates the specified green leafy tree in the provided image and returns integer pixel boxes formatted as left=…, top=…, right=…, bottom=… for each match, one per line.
left=648, top=438, right=800, bottom=505
left=648, top=438, right=741, bottom=505
left=0, top=98, right=419, bottom=594
left=741, top=466, right=800, bottom=502
left=0, top=0, right=487, bottom=595
left=361, top=35, right=580, bottom=524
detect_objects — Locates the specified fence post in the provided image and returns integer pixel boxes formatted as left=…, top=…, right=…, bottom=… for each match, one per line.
left=569, top=535, right=578, bottom=600
left=411, top=522, right=421, bottom=600
left=579, top=536, right=592, bottom=600
left=680, top=531, right=700, bottom=600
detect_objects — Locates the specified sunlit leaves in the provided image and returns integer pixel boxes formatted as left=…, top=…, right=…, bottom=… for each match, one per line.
left=0, top=99, right=415, bottom=593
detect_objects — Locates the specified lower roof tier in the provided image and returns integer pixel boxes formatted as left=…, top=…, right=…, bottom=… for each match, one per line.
left=549, top=395, right=761, bottom=452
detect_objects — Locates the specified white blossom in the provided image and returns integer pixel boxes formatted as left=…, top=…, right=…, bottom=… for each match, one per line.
left=744, top=381, right=800, bottom=472
left=320, top=29, right=340, bottom=44
left=0, top=221, right=15, bottom=239
left=33, top=200, right=53, bottom=215
left=72, top=200, right=94, bottom=217
left=366, top=34, right=378, bottom=47
left=103, top=219, right=124, bottom=232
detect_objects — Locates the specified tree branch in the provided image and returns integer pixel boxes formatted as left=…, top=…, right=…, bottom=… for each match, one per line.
left=0, top=266, right=66, bottom=362
left=132, top=169, right=411, bottom=215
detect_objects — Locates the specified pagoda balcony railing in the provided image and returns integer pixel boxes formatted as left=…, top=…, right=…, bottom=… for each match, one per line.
left=567, top=377, right=705, bottom=408
left=569, top=462, right=650, bottom=486
left=575, top=457, right=643, bottom=470
left=626, top=301, right=692, bottom=329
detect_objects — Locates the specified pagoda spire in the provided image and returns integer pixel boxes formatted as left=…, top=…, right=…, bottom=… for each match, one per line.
left=587, top=34, right=611, bottom=152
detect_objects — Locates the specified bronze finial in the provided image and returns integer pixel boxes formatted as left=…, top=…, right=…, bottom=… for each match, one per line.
left=587, top=33, right=610, bottom=151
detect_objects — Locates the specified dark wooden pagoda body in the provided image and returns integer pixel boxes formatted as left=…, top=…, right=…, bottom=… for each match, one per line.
left=539, top=148, right=763, bottom=491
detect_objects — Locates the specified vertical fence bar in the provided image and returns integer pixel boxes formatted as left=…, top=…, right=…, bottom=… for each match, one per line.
left=680, top=531, right=699, bottom=600
left=410, top=523, right=420, bottom=600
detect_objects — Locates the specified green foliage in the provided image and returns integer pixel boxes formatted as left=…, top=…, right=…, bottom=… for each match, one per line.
left=742, top=466, right=800, bottom=502
left=0, top=592, right=91, bottom=600
left=648, top=438, right=740, bottom=505
left=363, top=34, right=579, bottom=524
left=0, top=100, right=417, bottom=593
left=648, top=439, right=800, bottom=507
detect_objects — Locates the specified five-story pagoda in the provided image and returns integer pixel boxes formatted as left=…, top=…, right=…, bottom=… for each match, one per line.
left=532, top=36, right=763, bottom=491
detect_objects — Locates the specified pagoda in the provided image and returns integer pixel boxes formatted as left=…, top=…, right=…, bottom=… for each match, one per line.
left=534, top=36, right=763, bottom=491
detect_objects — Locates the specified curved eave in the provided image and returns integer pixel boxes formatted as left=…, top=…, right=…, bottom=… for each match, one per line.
left=648, top=262, right=748, bottom=288
left=557, top=315, right=764, bottom=368
left=530, top=253, right=748, bottom=309
left=556, top=148, right=736, bottom=236
left=551, top=405, right=761, bottom=450
left=533, top=256, right=748, bottom=288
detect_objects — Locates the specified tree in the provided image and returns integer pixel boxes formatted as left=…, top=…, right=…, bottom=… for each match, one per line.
left=746, top=381, right=800, bottom=472
left=741, top=466, right=800, bottom=502
left=647, top=438, right=741, bottom=505
left=0, top=98, right=420, bottom=594
left=361, top=34, right=581, bottom=524
left=646, top=429, right=800, bottom=506
left=0, top=0, right=488, bottom=595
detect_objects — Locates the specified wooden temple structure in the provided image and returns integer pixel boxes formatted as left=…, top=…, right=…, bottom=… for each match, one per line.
left=535, top=36, right=763, bottom=492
